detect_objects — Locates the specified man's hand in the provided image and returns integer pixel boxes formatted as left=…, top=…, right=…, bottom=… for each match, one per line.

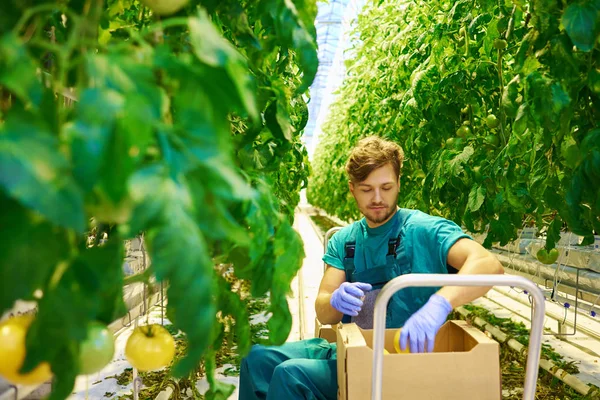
left=399, top=294, right=453, bottom=353
left=329, top=282, right=372, bottom=316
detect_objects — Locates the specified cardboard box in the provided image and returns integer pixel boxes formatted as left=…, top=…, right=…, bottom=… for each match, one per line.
left=317, top=323, right=338, bottom=343
left=336, top=320, right=501, bottom=400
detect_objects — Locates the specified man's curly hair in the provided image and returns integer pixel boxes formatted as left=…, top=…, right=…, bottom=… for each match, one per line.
left=345, top=136, right=404, bottom=183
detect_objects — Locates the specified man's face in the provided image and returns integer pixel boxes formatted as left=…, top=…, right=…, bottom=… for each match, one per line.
left=349, top=163, right=400, bottom=228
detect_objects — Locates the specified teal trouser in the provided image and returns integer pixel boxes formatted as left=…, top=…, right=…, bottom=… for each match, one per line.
left=238, top=338, right=338, bottom=400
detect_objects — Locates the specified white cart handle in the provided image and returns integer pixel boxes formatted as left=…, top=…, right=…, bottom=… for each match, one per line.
left=371, top=274, right=545, bottom=400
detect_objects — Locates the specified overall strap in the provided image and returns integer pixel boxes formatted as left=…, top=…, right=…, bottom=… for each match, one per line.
left=341, top=241, right=356, bottom=324
left=343, top=241, right=356, bottom=284
left=387, top=236, right=401, bottom=256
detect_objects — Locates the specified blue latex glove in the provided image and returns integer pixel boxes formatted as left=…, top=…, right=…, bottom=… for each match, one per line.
left=330, top=282, right=372, bottom=316
left=400, top=294, right=453, bottom=353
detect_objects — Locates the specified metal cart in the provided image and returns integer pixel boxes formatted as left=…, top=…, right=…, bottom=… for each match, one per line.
left=371, top=274, right=546, bottom=400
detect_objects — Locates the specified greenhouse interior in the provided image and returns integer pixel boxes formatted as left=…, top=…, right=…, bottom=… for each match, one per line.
left=0, top=0, right=599, bottom=399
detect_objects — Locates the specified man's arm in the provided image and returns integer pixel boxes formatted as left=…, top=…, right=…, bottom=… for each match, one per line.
left=315, top=266, right=347, bottom=324
left=437, top=238, right=505, bottom=308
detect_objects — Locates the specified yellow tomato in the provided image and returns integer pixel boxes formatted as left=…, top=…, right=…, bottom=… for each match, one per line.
left=125, top=324, right=175, bottom=371
left=393, top=329, right=411, bottom=354
left=0, top=315, right=52, bottom=385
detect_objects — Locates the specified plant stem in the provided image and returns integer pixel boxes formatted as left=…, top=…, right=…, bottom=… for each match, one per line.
left=497, top=49, right=507, bottom=146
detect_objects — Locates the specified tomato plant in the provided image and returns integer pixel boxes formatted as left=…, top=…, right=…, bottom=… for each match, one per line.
left=0, top=315, right=52, bottom=385
left=0, top=0, right=317, bottom=398
left=308, top=0, right=600, bottom=251
left=79, top=322, right=114, bottom=375
left=125, top=324, right=175, bottom=372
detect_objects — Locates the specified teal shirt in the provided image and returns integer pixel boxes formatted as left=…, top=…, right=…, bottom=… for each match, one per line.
left=322, top=208, right=472, bottom=327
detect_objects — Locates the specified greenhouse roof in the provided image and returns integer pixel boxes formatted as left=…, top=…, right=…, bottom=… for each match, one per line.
left=303, top=0, right=366, bottom=157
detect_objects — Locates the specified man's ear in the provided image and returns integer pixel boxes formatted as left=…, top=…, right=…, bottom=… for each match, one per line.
left=348, top=180, right=354, bottom=194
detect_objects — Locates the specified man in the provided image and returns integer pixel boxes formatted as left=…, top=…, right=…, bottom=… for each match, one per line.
left=239, top=136, right=504, bottom=399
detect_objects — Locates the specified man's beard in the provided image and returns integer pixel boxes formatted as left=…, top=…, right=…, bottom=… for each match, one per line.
left=366, top=205, right=396, bottom=224
left=362, top=193, right=399, bottom=225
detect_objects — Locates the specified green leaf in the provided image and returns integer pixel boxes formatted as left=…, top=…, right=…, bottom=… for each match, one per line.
left=25, top=239, right=124, bottom=399
left=560, top=136, right=580, bottom=169
left=65, top=88, right=124, bottom=192
left=562, top=2, right=599, bottom=52
left=265, top=101, right=295, bottom=142
left=203, top=159, right=255, bottom=200
left=467, top=185, right=486, bottom=212
left=215, top=274, right=251, bottom=355
left=189, top=9, right=258, bottom=120
left=545, top=216, right=562, bottom=251
left=502, top=75, right=521, bottom=118
left=0, top=33, right=43, bottom=107
left=71, top=240, right=127, bottom=324
left=170, top=86, right=232, bottom=172
left=513, top=104, right=529, bottom=137
left=129, top=166, right=216, bottom=377
left=204, top=349, right=236, bottom=400
left=98, top=113, right=139, bottom=203
left=187, top=173, right=251, bottom=245
left=0, top=195, right=69, bottom=315
left=0, top=112, right=85, bottom=232
left=269, top=0, right=318, bottom=92
left=129, top=165, right=193, bottom=231
left=447, top=146, right=474, bottom=176
left=551, top=82, right=570, bottom=113
left=268, top=219, right=304, bottom=345
left=505, top=183, right=525, bottom=212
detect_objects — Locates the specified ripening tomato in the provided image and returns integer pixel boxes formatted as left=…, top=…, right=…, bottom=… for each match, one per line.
left=125, top=324, right=175, bottom=371
left=0, top=315, right=52, bottom=385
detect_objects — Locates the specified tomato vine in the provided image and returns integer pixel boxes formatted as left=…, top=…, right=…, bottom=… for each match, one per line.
left=309, top=0, right=600, bottom=250
left=0, top=0, right=316, bottom=398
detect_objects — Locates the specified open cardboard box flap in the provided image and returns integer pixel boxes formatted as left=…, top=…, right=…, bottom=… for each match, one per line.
left=336, top=320, right=501, bottom=400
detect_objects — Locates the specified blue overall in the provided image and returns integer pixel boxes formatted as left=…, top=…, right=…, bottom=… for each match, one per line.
left=238, top=209, right=471, bottom=400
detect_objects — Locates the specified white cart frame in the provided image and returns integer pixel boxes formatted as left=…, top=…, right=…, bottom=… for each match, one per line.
left=371, top=274, right=545, bottom=400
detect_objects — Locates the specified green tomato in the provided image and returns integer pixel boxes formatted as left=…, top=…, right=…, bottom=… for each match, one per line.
left=547, top=248, right=559, bottom=263
left=485, top=135, right=500, bottom=147
left=493, top=39, right=508, bottom=50
left=536, top=248, right=549, bottom=264
left=446, top=137, right=464, bottom=149
left=457, top=126, right=471, bottom=138
left=485, top=114, right=500, bottom=129
left=537, top=248, right=559, bottom=264
left=79, top=322, right=115, bottom=375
